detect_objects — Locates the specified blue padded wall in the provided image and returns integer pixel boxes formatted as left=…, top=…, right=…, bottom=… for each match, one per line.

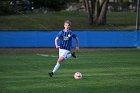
left=0, top=30, right=139, bottom=47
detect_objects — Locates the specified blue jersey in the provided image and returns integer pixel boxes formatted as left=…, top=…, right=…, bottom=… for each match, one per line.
left=57, top=30, right=77, bottom=50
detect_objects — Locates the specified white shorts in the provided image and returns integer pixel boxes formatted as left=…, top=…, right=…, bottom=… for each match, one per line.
left=59, top=48, right=70, bottom=59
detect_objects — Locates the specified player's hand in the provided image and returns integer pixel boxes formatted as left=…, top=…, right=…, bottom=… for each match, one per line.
left=76, top=46, right=79, bottom=51
left=55, top=45, right=60, bottom=49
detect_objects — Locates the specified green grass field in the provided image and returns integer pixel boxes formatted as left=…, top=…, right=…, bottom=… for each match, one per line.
left=0, top=11, right=137, bottom=30
left=0, top=48, right=140, bottom=93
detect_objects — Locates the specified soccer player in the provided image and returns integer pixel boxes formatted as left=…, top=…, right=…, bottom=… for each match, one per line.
left=48, top=20, right=79, bottom=77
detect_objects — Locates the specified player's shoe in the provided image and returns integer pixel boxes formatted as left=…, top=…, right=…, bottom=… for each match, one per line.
left=71, top=52, right=76, bottom=58
left=48, top=72, right=53, bottom=77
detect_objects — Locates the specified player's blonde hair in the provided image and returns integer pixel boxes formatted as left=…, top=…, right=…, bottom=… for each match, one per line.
left=64, top=20, right=71, bottom=26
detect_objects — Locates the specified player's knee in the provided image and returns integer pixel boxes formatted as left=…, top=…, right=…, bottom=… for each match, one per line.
left=57, top=56, right=64, bottom=63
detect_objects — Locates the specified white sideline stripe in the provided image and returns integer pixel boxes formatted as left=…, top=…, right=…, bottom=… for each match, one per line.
left=36, top=54, right=94, bottom=59
left=36, top=54, right=57, bottom=57
left=36, top=54, right=49, bottom=57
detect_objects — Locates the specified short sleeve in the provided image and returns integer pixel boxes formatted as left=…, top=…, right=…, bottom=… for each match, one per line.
left=57, top=31, right=63, bottom=38
left=72, top=33, right=77, bottom=38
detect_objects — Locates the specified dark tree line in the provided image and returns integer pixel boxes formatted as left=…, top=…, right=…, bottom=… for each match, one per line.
left=0, top=0, right=79, bottom=15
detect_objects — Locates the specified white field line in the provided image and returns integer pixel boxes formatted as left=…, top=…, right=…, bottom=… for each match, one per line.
left=36, top=54, right=94, bottom=58
left=36, top=53, right=57, bottom=57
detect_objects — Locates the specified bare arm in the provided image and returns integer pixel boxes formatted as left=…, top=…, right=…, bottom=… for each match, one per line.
left=55, top=37, right=60, bottom=48
left=75, top=37, right=79, bottom=51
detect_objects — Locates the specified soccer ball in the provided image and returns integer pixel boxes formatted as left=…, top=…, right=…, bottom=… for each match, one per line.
left=74, top=72, right=82, bottom=80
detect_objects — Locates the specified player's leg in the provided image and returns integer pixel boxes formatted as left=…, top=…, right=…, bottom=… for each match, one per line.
left=65, top=52, right=76, bottom=60
left=49, top=56, right=64, bottom=77
left=49, top=49, right=66, bottom=77
left=71, top=52, right=76, bottom=58
left=65, top=53, right=71, bottom=59
left=52, top=57, right=63, bottom=73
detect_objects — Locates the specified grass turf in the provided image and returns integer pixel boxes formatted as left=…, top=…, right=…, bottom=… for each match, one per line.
left=0, top=49, right=140, bottom=93
left=0, top=11, right=137, bottom=30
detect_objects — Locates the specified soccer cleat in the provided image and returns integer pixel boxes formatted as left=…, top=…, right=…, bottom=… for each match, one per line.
left=71, top=52, right=76, bottom=58
left=48, top=72, right=53, bottom=77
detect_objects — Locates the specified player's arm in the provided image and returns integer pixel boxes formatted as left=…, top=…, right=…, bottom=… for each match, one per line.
left=55, top=37, right=60, bottom=48
left=75, top=37, right=79, bottom=51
